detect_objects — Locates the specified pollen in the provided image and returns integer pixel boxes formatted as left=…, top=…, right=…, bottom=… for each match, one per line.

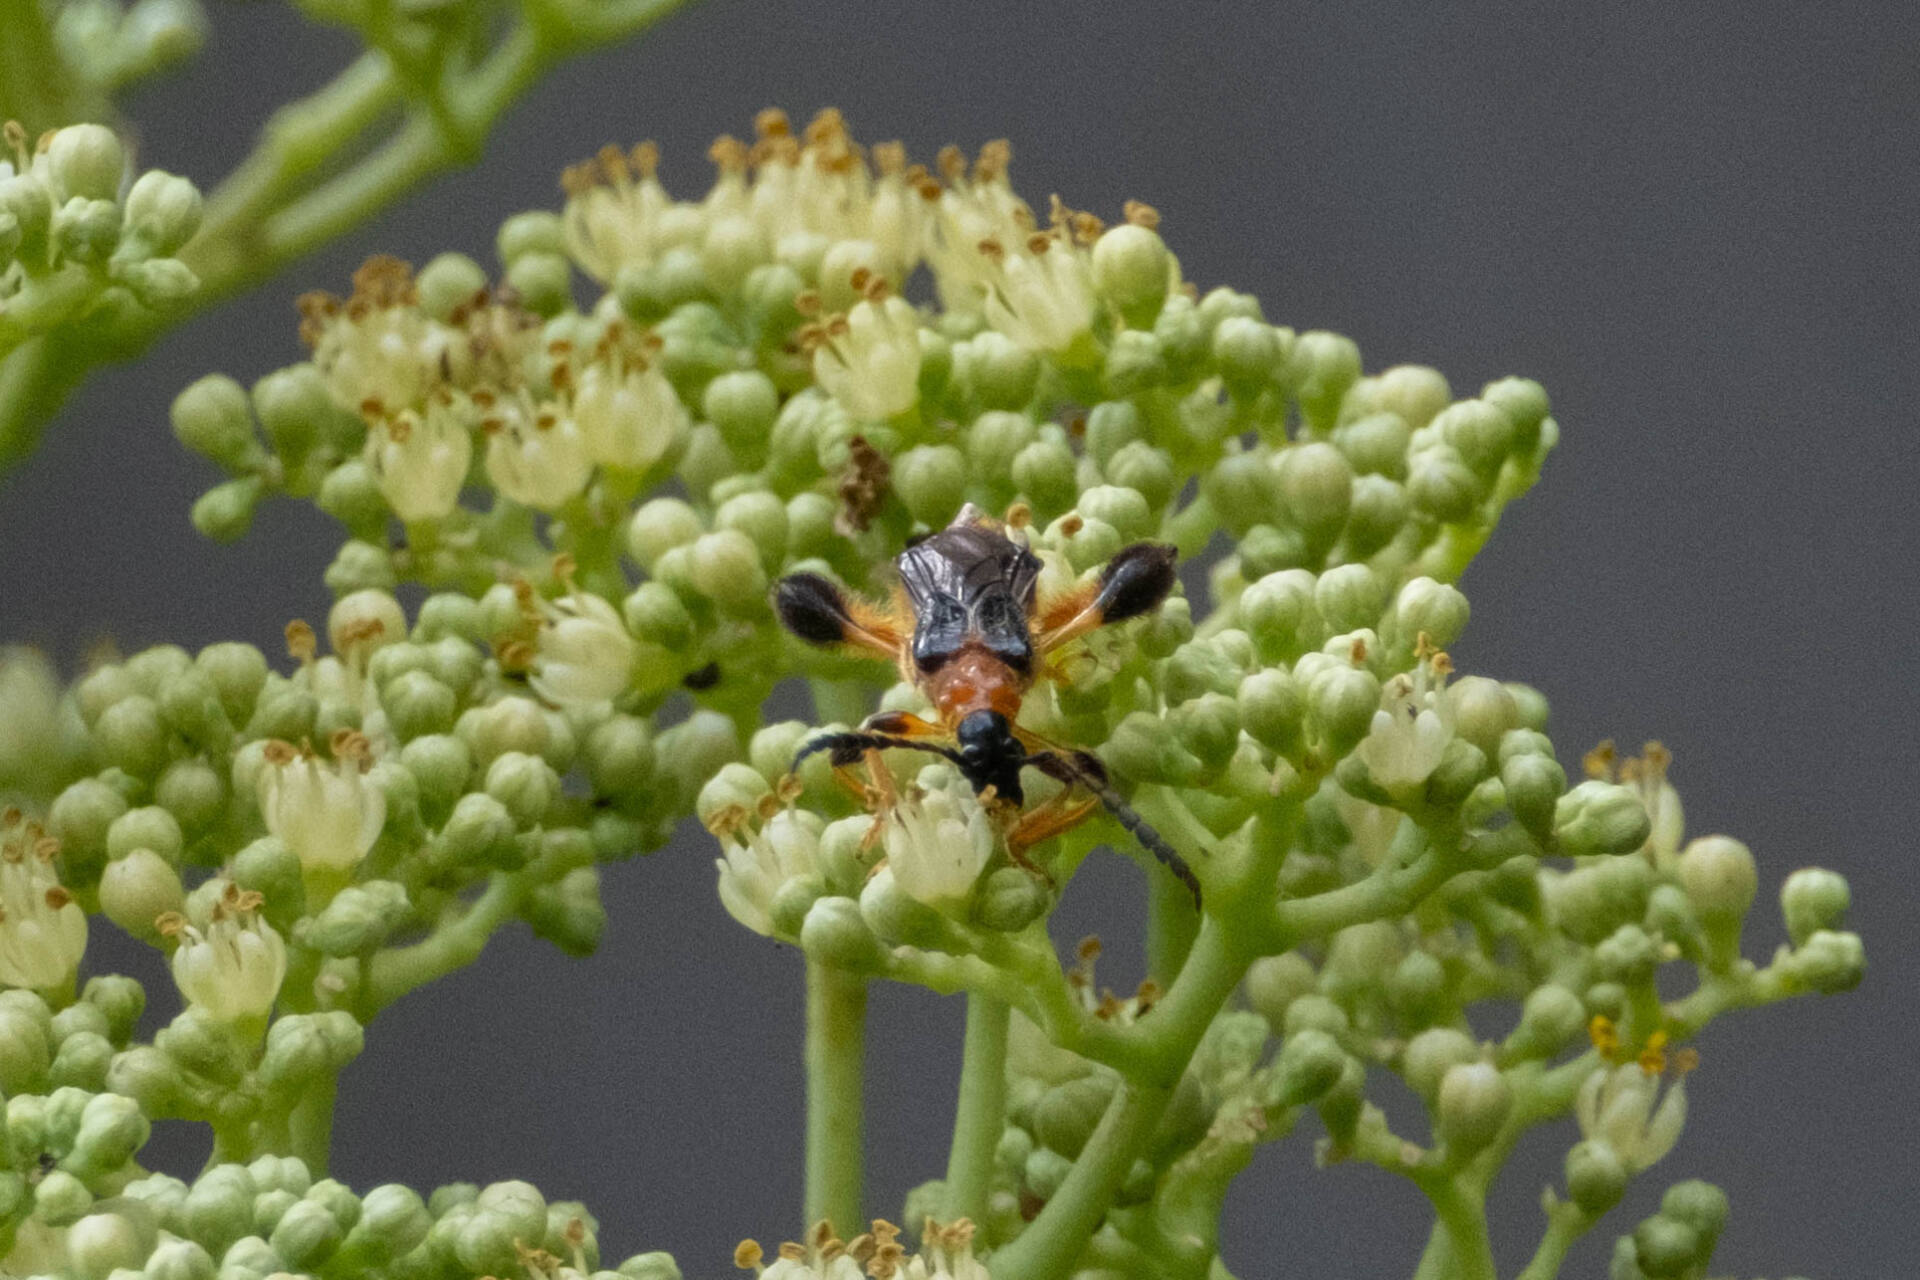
left=1123, top=199, right=1161, bottom=229
left=1588, top=1013, right=1620, bottom=1058
left=732, top=1239, right=762, bottom=1269
left=1637, top=1029, right=1670, bottom=1075
left=284, top=620, right=317, bottom=663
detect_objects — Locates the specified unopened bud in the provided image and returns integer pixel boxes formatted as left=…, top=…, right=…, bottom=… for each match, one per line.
left=1780, top=867, right=1850, bottom=946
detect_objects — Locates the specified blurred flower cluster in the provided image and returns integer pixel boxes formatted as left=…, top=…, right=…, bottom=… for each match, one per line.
left=0, top=108, right=1863, bottom=1280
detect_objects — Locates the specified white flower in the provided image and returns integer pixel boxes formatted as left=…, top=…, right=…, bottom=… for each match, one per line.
left=162, top=884, right=286, bottom=1022
left=715, top=810, right=823, bottom=937
left=0, top=813, right=87, bottom=991
left=530, top=590, right=638, bottom=707
left=571, top=353, right=688, bottom=472
left=1575, top=1059, right=1687, bottom=1174
left=1356, top=651, right=1455, bottom=794
left=364, top=392, right=473, bottom=521
left=257, top=734, right=385, bottom=877
left=737, top=1218, right=985, bottom=1280
left=810, top=295, right=923, bottom=421
left=560, top=142, right=677, bottom=283
left=300, top=255, right=457, bottom=413
left=977, top=231, right=1096, bottom=355
left=480, top=389, right=592, bottom=510
left=884, top=765, right=997, bottom=911
left=925, top=139, right=1031, bottom=311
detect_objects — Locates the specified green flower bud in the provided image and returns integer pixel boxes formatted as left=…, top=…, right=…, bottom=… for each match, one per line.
left=799, top=896, right=885, bottom=973
left=1083, top=399, right=1142, bottom=466
left=1433, top=399, right=1516, bottom=476
left=652, top=710, right=740, bottom=811
left=171, top=375, right=261, bottom=471
left=122, top=255, right=199, bottom=308
left=377, top=669, right=452, bottom=742
left=618, top=1251, right=684, bottom=1280
left=1500, top=681, right=1548, bottom=732
left=695, top=763, right=772, bottom=829
left=1498, top=751, right=1564, bottom=844
left=1024, top=1146, right=1073, bottom=1201
left=1034, top=1074, right=1116, bottom=1159
left=1245, top=952, right=1317, bottom=1029
left=48, top=125, right=126, bottom=202
left=1102, top=711, right=1203, bottom=786
left=1349, top=365, right=1450, bottom=430
left=251, top=363, right=340, bottom=463
left=184, top=1166, right=258, bottom=1254
left=52, top=774, right=129, bottom=875
left=1305, top=662, right=1380, bottom=756
left=497, top=210, right=565, bottom=262
left=894, top=444, right=970, bottom=524
left=1290, top=330, right=1362, bottom=429
left=962, top=331, right=1040, bottom=410
left=1402, top=1027, right=1478, bottom=1104
left=581, top=715, right=653, bottom=803
left=410, top=595, right=481, bottom=647
left=972, top=866, right=1050, bottom=932
left=439, top=793, right=521, bottom=871
left=626, top=498, right=704, bottom=572
left=323, top=539, right=397, bottom=595
left=80, top=976, right=143, bottom=1047
left=1312, top=565, right=1384, bottom=635
left=1280, top=993, right=1349, bottom=1040
left=69, top=1208, right=149, bottom=1280
left=1261, top=1028, right=1341, bottom=1106
left=700, top=371, right=776, bottom=455
left=1784, top=929, right=1865, bottom=994
left=1332, top=412, right=1412, bottom=479
left=1167, top=692, right=1237, bottom=773
left=1102, top=328, right=1167, bottom=395
left=712, top=490, right=787, bottom=572
left=1070, top=485, right=1150, bottom=544
left=525, top=864, right=606, bottom=956
left=409, top=251, right=486, bottom=321
left=300, top=881, right=409, bottom=956
left=1565, top=1139, right=1628, bottom=1215
left=155, top=759, right=220, bottom=840
left=145, top=1237, right=216, bottom=1280
left=1554, top=781, right=1651, bottom=857
left=269, top=1197, right=344, bottom=1270
left=1506, top=984, right=1584, bottom=1060
left=252, top=1186, right=299, bottom=1236
left=392, top=735, right=468, bottom=827
left=244, top=679, right=317, bottom=745
left=250, top=1154, right=313, bottom=1196
left=0, top=174, right=52, bottom=250
left=1387, top=949, right=1448, bottom=1028
left=687, top=530, right=769, bottom=613
left=316, top=458, right=386, bottom=539
left=1276, top=442, right=1353, bottom=545
left=967, top=409, right=1037, bottom=480
left=1091, top=223, right=1174, bottom=326
left=336, top=1183, right=430, bottom=1266
left=50, top=1030, right=111, bottom=1090
left=1437, top=1061, right=1512, bottom=1152
left=858, top=866, right=960, bottom=950
left=454, top=1181, right=545, bottom=1274
left=100, top=848, right=186, bottom=940
left=1408, top=444, right=1483, bottom=522
left=1236, top=669, right=1304, bottom=757
left=458, top=696, right=556, bottom=770
left=1060, top=514, right=1123, bottom=574
left=101, top=807, right=179, bottom=869
left=1097, top=443, right=1172, bottom=516
left=1780, top=867, right=1850, bottom=946
left=103, top=1046, right=177, bottom=1115
left=1011, top=438, right=1079, bottom=516
left=743, top=722, right=808, bottom=788
left=1632, top=1214, right=1701, bottom=1279
left=1658, top=1180, right=1727, bottom=1256
left=1237, top=570, right=1320, bottom=663
left=51, top=1000, right=109, bottom=1047
left=95, top=693, right=168, bottom=777
left=1677, top=835, right=1756, bottom=920
left=780, top=491, right=834, bottom=562
left=1213, top=316, right=1287, bottom=398
left=483, top=751, right=559, bottom=828
left=38, top=1166, right=95, bottom=1224
left=1386, top=580, right=1467, bottom=656
left=612, top=584, right=686, bottom=655
left=1481, top=375, right=1550, bottom=446
left=1341, top=473, right=1410, bottom=557
left=1594, top=923, right=1660, bottom=986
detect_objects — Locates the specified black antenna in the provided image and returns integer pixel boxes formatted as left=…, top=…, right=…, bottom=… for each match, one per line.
left=793, top=732, right=970, bottom=773
left=1030, top=750, right=1201, bottom=906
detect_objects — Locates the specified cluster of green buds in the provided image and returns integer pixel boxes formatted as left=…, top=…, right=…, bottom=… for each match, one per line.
left=0, top=121, right=203, bottom=356
left=0, top=108, right=1866, bottom=1279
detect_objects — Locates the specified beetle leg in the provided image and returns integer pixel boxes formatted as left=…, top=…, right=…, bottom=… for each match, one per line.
left=862, top=709, right=949, bottom=738
left=774, top=572, right=908, bottom=660
left=1035, top=542, right=1179, bottom=653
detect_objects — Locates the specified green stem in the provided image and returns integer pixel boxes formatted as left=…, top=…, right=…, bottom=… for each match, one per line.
left=0, top=0, right=92, bottom=134
left=1423, top=1176, right=1495, bottom=1280
left=1411, top=1221, right=1454, bottom=1280
left=1516, top=1203, right=1592, bottom=1280
left=287, top=1073, right=339, bottom=1175
left=987, top=1080, right=1173, bottom=1280
left=1146, top=861, right=1199, bottom=986
left=361, top=871, right=526, bottom=1013
left=942, top=992, right=1009, bottom=1225
left=805, top=957, right=866, bottom=1239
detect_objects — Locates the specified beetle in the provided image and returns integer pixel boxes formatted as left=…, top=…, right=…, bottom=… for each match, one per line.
left=772, top=504, right=1199, bottom=903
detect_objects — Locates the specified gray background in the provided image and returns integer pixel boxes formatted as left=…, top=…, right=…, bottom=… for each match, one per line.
left=2, top=1, right=1915, bottom=1274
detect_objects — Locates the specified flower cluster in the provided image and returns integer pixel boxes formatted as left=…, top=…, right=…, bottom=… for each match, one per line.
left=0, top=121, right=204, bottom=356
left=0, top=109, right=1866, bottom=1280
